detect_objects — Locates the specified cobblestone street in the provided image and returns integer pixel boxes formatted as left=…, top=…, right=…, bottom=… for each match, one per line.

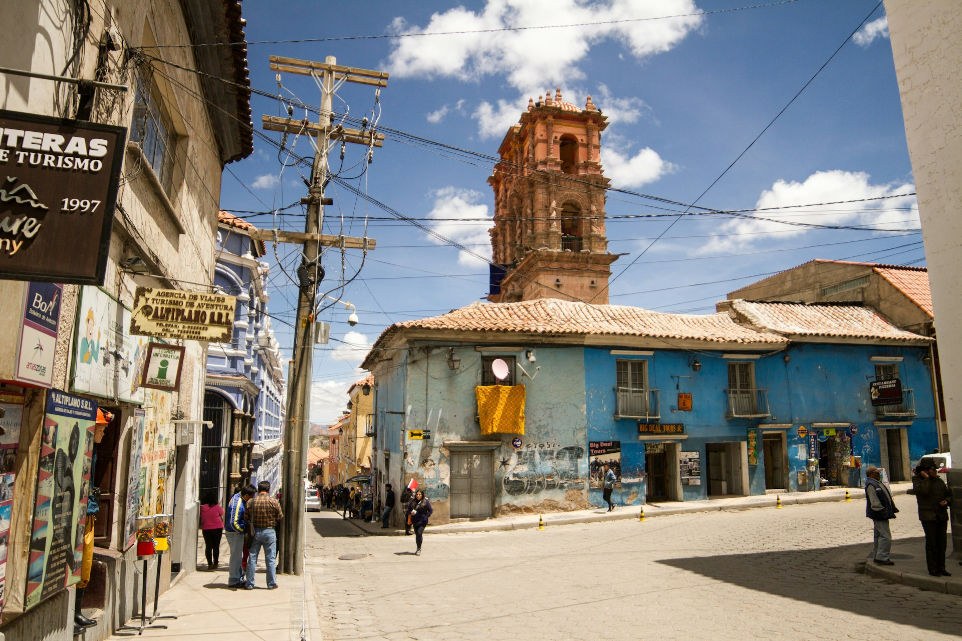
left=307, top=502, right=962, bottom=641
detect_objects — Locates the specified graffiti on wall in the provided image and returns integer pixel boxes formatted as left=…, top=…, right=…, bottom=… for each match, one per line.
left=500, top=443, right=586, bottom=495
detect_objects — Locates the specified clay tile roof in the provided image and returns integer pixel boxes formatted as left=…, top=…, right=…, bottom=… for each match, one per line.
left=218, top=210, right=256, bottom=231
left=555, top=101, right=580, bottom=112
left=348, top=373, right=374, bottom=393
left=729, top=300, right=930, bottom=342
left=873, top=266, right=933, bottom=317
left=308, top=447, right=329, bottom=465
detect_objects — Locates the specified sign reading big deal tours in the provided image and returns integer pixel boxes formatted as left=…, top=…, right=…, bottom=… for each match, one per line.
left=130, top=287, right=236, bottom=343
left=0, top=110, right=125, bottom=284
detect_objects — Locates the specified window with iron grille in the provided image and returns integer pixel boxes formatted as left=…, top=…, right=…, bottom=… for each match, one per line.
left=616, top=359, right=650, bottom=417
left=481, top=356, right=515, bottom=386
left=875, top=363, right=899, bottom=381
left=131, top=76, right=176, bottom=193
left=727, top=361, right=758, bottom=415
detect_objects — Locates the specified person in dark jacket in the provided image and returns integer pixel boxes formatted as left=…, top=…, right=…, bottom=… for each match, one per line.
left=864, top=466, right=898, bottom=565
left=911, top=463, right=952, bottom=577
left=381, top=484, right=396, bottom=528
left=409, top=489, right=433, bottom=556
left=400, top=486, right=414, bottom=535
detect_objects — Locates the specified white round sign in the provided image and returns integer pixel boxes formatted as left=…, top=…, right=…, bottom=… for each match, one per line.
left=491, top=358, right=510, bottom=381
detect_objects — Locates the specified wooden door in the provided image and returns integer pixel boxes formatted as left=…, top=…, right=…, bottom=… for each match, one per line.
left=450, top=450, right=493, bottom=519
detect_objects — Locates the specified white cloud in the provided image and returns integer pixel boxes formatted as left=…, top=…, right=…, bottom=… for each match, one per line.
left=310, top=378, right=352, bottom=425
left=252, top=174, right=279, bottom=189
left=700, top=170, right=919, bottom=254
left=330, top=331, right=373, bottom=363
left=387, top=1, right=703, bottom=92
left=600, top=146, right=676, bottom=188
left=427, top=105, right=449, bottom=123
left=473, top=98, right=528, bottom=139
left=853, top=16, right=888, bottom=48
left=424, top=187, right=493, bottom=266
left=594, top=83, right=650, bottom=125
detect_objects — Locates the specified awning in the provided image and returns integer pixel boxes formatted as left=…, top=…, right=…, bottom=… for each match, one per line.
left=345, top=475, right=371, bottom=484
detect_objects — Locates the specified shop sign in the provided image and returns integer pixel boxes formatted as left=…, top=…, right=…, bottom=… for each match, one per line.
left=141, top=343, right=185, bottom=391
left=15, top=282, right=62, bottom=387
left=638, top=423, right=685, bottom=435
left=677, top=393, right=692, bottom=411
left=0, top=110, right=125, bottom=284
left=130, top=287, right=236, bottom=343
left=822, top=428, right=837, bottom=437
left=680, top=450, right=701, bottom=486
left=808, top=433, right=819, bottom=459
left=0, top=392, right=25, bottom=615
left=588, top=441, right=621, bottom=489
left=870, top=378, right=903, bottom=407
left=123, top=410, right=146, bottom=550
left=70, top=286, right=146, bottom=404
left=25, top=390, right=96, bottom=610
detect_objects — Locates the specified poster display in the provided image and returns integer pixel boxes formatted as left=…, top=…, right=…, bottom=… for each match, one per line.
left=0, top=392, right=25, bottom=613
left=25, top=390, right=95, bottom=610
left=680, top=451, right=702, bottom=486
left=139, top=390, right=174, bottom=519
left=123, top=409, right=146, bottom=550
left=588, top=441, right=621, bottom=488
left=15, top=282, right=63, bottom=387
left=71, top=286, right=146, bottom=405
left=747, top=429, right=758, bottom=466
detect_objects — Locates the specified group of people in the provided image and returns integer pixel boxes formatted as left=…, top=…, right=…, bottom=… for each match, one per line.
left=199, top=481, right=284, bottom=589
left=865, top=463, right=954, bottom=577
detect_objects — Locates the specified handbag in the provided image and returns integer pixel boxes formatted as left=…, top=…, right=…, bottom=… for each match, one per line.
left=406, top=514, right=412, bottom=526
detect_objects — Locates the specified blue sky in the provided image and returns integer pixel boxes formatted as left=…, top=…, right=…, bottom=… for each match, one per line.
left=216, top=0, right=919, bottom=424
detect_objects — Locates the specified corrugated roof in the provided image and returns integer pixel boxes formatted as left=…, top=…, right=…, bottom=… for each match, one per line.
left=874, top=266, right=933, bottom=317
left=730, top=300, right=930, bottom=342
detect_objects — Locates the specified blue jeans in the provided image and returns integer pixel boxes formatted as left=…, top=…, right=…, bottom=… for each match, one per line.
left=246, top=527, right=277, bottom=588
left=225, top=532, right=246, bottom=586
left=381, top=506, right=393, bottom=528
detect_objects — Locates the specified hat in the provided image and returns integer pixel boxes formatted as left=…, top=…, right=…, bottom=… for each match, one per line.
left=96, top=409, right=112, bottom=424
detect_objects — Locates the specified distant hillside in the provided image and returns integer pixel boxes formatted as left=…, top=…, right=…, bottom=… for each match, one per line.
left=309, top=422, right=329, bottom=436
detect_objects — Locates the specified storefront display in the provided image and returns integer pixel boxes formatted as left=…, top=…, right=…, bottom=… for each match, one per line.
left=0, top=392, right=25, bottom=614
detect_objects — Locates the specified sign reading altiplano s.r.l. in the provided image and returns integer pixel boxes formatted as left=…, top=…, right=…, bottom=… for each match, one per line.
left=0, top=109, right=125, bottom=284
left=130, top=287, right=236, bottom=343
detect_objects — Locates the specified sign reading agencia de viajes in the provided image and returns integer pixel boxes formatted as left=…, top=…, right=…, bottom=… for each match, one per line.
left=130, top=287, right=236, bottom=343
left=0, top=109, right=125, bottom=284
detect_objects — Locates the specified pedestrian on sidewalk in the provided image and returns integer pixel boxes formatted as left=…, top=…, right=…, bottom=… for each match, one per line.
left=245, top=481, right=283, bottom=589
left=200, top=491, right=225, bottom=570
left=401, top=485, right=414, bottom=535
left=225, top=484, right=255, bottom=588
left=603, top=464, right=617, bottom=512
left=410, top=489, right=432, bottom=556
left=864, top=466, right=898, bottom=566
left=910, top=463, right=952, bottom=577
left=381, top=483, right=395, bottom=529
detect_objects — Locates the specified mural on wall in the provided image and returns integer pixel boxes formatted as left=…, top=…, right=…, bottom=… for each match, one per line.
left=501, top=441, right=586, bottom=496
left=0, top=392, right=25, bottom=614
left=139, top=390, right=174, bottom=519
left=123, top=409, right=146, bottom=550
left=25, top=390, right=95, bottom=610
left=589, top=441, right=621, bottom=488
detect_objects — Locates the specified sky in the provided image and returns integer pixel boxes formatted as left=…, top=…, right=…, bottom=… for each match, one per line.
left=213, top=0, right=919, bottom=425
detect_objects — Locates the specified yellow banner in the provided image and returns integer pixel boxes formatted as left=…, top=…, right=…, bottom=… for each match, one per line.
left=476, top=385, right=525, bottom=435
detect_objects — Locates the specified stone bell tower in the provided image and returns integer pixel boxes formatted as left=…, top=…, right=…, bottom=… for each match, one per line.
left=487, top=88, right=617, bottom=304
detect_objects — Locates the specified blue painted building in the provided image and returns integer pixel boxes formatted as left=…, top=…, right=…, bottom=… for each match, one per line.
left=362, top=298, right=937, bottom=525
left=200, top=212, right=286, bottom=505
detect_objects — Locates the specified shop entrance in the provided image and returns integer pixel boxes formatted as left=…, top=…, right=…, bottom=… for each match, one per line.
left=645, top=447, right=669, bottom=502
left=762, top=432, right=787, bottom=490
left=705, top=442, right=748, bottom=497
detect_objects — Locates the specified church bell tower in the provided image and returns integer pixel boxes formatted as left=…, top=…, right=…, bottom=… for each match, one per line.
left=487, top=88, right=617, bottom=304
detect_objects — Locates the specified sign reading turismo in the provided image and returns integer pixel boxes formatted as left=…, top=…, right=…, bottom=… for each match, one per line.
left=0, top=110, right=125, bottom=284
left=130, top=287, right=236, bottom=343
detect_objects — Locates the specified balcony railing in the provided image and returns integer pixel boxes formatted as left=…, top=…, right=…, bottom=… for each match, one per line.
left=561, top=235, right=583, bottom=252
left=614, top=387, right=660, bottom=420
left=725, top=389, right=771, bottom=418
left=876, top=388, right=916, bottom=418
left=364, top=413, right=376, bottom=437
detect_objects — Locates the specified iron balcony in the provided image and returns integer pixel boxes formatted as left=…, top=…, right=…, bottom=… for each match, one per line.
left=725, top=388, right=771, bottom=419
left=875, top=388, right=916, bottom=418
left=614, top=387, right=660, bottom=420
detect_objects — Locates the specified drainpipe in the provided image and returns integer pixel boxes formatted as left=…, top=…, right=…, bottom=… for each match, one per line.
left=927, top=336, right=945, bottom=453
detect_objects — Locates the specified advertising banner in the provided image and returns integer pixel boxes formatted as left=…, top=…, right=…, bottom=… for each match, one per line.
left=15, top=282, right=62, bottom=387
left=123, top=409, right=146, bottom=550
left=139, top=390, right=174, bottom=519
left=141, top=343, right=185, bottom=391
left=588, top=441, right=621, bottom=488
left=130, top=287, right=236, bottom=343
left=679, top=451, right=702, bottom=485
left=0, top=392, right=25, bottom=613
left=0, top=110, right=125, bottom=284
left=71, top=286, right=146, bottom=404
left=25, top=390, right=95, bottom=610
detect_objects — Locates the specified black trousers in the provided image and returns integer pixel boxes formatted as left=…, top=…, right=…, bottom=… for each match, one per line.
left=603, top=487, right=613, bottom=509
left=414, top=524, right=426, bottom=550
left=921, top=520, right=948, bottom=573
left=202, top=528, right=222, bottom=566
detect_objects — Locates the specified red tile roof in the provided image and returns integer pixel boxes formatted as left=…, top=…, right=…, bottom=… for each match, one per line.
left=729, top=300, right=930, bottom=342
left=873, top=266, right=933, bottom=317
left=218, top=210, right=256, bottom=231
left=348, top=374, right=374, bottom=394
left=308, top=447, right=329, bottom=465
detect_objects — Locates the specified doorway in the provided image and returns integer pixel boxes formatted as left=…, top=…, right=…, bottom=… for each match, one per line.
left=450, top=450, right=493, bottom=519
left=645, top=445, right=668, bottom=502
left=705, top=442, right=748, bottom=497
left=880, top=428, right=909, bottom=482
left=762, top=432, right=788, bottom=490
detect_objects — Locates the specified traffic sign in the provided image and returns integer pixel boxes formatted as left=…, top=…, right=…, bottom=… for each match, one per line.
left=408, top=430, right=424, bottom=440
left=511, top=437, right=523, bottom=449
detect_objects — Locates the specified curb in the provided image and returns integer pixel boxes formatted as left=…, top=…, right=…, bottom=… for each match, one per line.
left=862, top=560, right=962, bottom=596
left=338, top=486, right=909, bottom=536
left=302, top=564, right=323, bottom=641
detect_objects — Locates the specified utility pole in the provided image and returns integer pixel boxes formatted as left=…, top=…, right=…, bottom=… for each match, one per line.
left=259, top=55, right=386, bottom=576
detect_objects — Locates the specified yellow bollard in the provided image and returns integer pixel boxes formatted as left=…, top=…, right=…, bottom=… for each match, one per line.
left=639, top=506, right=646, bottom=522
left=776, top=495, right=783, bottom=509
left=845, top=490, right=851, bottom=502
left=539, top=515, right=545, bottom=530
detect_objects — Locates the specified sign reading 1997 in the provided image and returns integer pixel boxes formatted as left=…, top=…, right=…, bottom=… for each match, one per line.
left=0, top=109, right=126, bottom=284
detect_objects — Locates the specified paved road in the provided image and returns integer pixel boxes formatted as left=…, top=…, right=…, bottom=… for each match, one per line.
left=305, top=502, right=962, bottom=641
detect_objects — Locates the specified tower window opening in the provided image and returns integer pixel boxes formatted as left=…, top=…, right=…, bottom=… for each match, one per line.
left=559, top=135, right=578, bottom=174
left=561, top=202, right=582, bottom=252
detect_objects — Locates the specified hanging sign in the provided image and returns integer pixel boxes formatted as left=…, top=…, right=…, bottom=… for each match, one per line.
left=15, top=282, right=62, bottom=388
left=870, top=378, right=903, bottom=407
left=141, top=343, right=185, bottom=391
left=130, top=287, right=236, bottom=343
left=25, top=390, right=96, bottom=610
left=0, top=110, right=125, bottom=284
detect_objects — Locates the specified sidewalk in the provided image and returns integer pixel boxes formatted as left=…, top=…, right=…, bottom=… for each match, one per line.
left=863, top=537, right=962, bottom=596
left=108, top=535, right=322, bottom=641
left=340, top=484, right=912, bottom=536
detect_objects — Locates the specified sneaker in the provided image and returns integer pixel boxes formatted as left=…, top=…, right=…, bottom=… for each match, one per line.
left=268, top=584, right=278, bottom=590
left=245, top=584, right=255, bottom=590
left=415, top=549, right=421, bottom=556
left=873, top=559, right=895, bottom=566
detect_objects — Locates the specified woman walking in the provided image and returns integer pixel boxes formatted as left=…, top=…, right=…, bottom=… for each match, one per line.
left=200, top=492, right=225, bottom=570
left=911, top=463, right=952, bottom=577
left=409, top=489, right=433, bottom=556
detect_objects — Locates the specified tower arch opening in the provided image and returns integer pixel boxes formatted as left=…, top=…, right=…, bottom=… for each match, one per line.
left=559, top=134, right=578, bottom=174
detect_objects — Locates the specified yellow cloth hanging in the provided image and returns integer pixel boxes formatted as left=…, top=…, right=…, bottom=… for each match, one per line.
left=476, top=385, right=525, bottom=435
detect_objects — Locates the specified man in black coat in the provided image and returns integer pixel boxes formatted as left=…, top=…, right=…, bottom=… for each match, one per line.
left=911, top=463, right=952, bottom=577
left=381, top=484, right=396, bottom=529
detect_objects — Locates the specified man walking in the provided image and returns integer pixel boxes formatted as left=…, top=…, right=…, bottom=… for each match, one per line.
left=381, top=483, right=395, bottom=529
left=864, top=466, right=898, bottom=566
left=245, top=481, right=283, bottom=590
left=603, top=464, right=617, bottom=512
left=225, top=484, right=255, bottom=588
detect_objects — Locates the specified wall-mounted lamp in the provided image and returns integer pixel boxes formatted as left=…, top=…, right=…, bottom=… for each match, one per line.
left=447, top=348, right=461, bottom=371
left=362, top=383, right=372, bottom=396
left=346, top=400, right=353, bottom=410
left=688, top=356, right=702, bottom=372
left=121, top=256, right=151, bottom=275
left=525, top=349, right=536, bottom=363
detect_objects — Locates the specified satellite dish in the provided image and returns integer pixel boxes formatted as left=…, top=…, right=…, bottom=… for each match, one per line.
left=491, top=358, right=510, bottom=381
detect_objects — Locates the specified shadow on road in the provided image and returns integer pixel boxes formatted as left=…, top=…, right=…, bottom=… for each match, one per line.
left=658, top=537, right=961, bottom=636
left=309, top=509, right=368, bottom=538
